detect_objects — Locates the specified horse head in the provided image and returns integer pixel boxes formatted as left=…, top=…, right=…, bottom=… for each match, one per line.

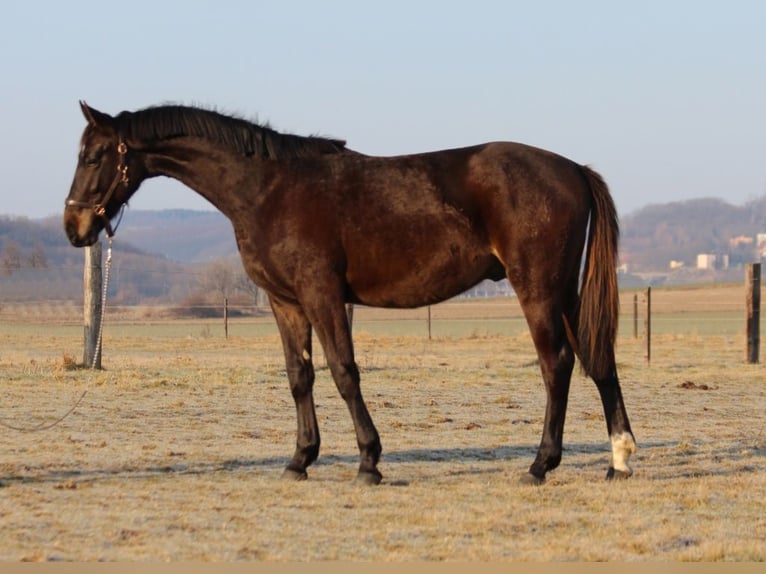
left=64, top=101, right=143, bottom=246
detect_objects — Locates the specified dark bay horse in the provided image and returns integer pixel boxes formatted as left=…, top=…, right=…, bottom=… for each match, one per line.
left=64, top=102, right=635, bottom=485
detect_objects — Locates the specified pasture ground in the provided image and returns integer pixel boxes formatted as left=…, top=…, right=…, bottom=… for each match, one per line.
left=0, top=285, right=764, bottom=561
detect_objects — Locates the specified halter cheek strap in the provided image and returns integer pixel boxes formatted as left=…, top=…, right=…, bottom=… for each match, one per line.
left=66, top=140, right=129, bottom=238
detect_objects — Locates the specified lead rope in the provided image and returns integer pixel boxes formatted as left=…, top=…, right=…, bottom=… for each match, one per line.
left=0, top=239, right=116, bottom=432
left=92, top=236, right=114, bottom=368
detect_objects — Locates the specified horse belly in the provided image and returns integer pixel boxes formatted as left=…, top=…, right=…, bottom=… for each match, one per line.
left=345, top=227, right=502, bottom=308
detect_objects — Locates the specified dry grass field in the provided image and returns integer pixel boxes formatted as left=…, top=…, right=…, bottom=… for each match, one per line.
left=0, top=284, right=764, bottom=561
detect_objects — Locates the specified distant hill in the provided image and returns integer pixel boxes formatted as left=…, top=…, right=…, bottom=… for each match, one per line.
left=0, top=215, right=197, bottom=303
left=3, top=214, right=156, bottom=268
left=620, top=196, right=766, bottom=274
left=107, top=209, right=237, bottom=263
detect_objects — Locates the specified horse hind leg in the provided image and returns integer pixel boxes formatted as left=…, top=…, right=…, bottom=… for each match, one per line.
left=518, top=298, right=576, bottom=485
left=567, top=307, right=636, bottom=480
left=594, top=373, right=636, bottom=480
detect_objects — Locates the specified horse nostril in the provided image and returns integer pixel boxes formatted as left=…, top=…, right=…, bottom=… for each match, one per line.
left=64, top=219, right=84, bottom=247
left=66, top=229, right=79, bottom=246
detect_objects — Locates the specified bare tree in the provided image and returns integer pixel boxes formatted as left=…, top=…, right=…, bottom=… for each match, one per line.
left=235, top=267, right=263, bottom=308
left=27, top=242, right=49, bottom=269
left=197, top=259, right=239, bottom=301
left=1, top=241, right=22, bottom=275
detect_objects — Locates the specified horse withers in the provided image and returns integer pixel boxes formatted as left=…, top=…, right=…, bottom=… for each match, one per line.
left=64, top=101, right=636, bottom=485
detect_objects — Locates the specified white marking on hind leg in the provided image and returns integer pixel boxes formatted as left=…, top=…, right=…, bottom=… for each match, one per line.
left=610, top=432, right=637, bottom=474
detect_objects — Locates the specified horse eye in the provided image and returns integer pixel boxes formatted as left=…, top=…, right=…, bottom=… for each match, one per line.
left=81, top=147, right=103, bottom=166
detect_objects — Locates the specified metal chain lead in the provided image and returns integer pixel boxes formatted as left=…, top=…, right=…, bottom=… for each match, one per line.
left=92, top=237, right=113, bottom=369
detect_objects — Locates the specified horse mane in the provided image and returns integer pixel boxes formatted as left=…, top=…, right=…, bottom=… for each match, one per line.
left=114, top=104, right=350, bottom=159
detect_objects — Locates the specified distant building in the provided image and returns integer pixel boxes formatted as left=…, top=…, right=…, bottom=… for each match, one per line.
left=729, top=235, right=754, bottom=248
left=461, top=278, right=515, bottom=298
left=697, top=254, right=716, bottom=270
left=696, top=253, right=729, bottom=270
left=669, top=260, right=685, bottom=270
left=758, top=234, right=766, bottom=259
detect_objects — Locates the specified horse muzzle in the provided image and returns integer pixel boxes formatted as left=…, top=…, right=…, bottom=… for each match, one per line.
left=64, top=205, right=101, bottom=247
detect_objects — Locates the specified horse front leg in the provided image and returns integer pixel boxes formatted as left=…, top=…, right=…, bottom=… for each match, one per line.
left=270, top=297, right=320, bottom=480
left=331, top=359, right=383, bottom=485
left=307, top=297, right=382, bottom=485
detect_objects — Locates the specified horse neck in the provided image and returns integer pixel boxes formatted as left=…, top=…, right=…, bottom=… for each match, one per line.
left=139, top=137, right=255, bottom=217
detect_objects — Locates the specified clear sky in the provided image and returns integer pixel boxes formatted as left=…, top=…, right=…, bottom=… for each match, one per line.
left=1, top=0, right=764, bottom=218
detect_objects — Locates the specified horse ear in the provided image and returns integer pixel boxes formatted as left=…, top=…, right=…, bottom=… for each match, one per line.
left=79, top=100, right=112, bottom=127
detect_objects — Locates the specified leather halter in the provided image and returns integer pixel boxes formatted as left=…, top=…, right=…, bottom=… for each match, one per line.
left=65, top=140, right=129, bottom=238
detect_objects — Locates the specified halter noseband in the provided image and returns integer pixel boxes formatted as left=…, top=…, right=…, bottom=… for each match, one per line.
left=66, top=140, right=129, bottom=238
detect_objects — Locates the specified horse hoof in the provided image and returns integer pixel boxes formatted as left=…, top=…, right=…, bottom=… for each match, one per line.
left=606, top=467, right=632, bottom=481
left=519, top=472, right=545, bottom=486
left=281, top=468, right=308, bottom=481
left=355, top=470, right=383, bottom=486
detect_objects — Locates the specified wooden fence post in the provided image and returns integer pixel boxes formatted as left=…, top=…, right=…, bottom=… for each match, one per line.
left=224, top=297, right=229, bottom=339
left=83, top=241, right=103, bottom=369
left=427, top=305, right=432, bottom=340
left=746, top=263, right=761, bottom=364
left=644, top=286, right=651, bottom=366
left=633, top=293, right=638, bottom=338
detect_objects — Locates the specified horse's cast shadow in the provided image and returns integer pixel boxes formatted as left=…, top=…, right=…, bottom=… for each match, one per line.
left=0, top=444, right=563, bottom=486
left=6, top=439, right=758, bottom=487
